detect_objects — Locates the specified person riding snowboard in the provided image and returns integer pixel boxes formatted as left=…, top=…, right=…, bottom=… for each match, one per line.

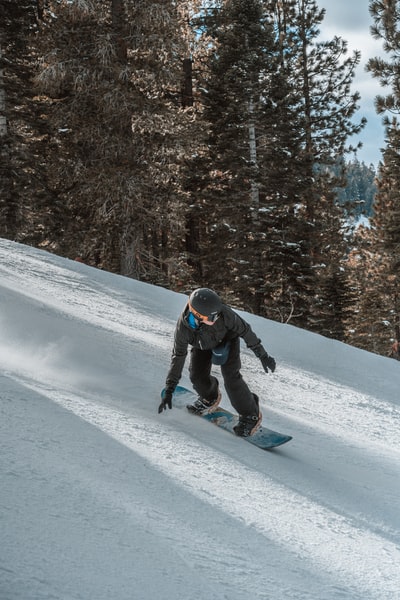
left=159, top=288, right=276, bottom=437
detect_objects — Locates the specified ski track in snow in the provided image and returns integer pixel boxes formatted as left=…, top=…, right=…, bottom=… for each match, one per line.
left=1, top=240, right=400, bottom=600
left=0, top=245, right=173, bottom=352
left=241, top=354, right=400, bottom=453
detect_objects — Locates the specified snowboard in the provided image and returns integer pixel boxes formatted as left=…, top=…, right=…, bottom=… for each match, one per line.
left=162, top=386, right=292, bottom=450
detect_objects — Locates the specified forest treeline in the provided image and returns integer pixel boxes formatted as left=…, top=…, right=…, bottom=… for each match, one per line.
left=0, top=0, right=399, bottom=357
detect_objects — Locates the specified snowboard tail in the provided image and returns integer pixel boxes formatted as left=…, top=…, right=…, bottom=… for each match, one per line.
left=162, top=386, right=292, bottom=450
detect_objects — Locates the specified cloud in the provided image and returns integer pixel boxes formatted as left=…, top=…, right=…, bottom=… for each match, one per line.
left=316, top=0, right=388, bottom=165
left=318, top=0, right=372, bottom=33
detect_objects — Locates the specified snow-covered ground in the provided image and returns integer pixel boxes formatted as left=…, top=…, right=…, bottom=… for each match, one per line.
left=1, top=238, right=399, bottom=600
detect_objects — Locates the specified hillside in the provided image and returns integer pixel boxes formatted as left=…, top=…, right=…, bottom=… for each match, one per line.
left=1, top=239, right=399, bottom=600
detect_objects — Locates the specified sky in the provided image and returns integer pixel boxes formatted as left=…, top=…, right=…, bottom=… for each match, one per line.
left=1, top=238, right=399, bottom=599
left=317, top=0, right=387, bottom=167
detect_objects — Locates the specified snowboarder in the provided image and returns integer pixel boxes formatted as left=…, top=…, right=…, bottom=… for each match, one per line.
left=159, top=288, right=276, bottom=437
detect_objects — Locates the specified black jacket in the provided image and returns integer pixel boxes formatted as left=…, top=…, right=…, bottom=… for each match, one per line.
left=165, top=303, right=263, bottom=390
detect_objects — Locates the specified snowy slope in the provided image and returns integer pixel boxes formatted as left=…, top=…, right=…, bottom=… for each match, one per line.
left=0, top=238, right=399, bottom=600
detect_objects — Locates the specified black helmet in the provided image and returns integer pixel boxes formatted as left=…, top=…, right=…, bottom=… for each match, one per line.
left=188, top=288, right=222, bottom=321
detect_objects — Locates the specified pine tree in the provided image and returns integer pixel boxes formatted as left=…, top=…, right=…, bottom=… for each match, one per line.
left=188, top=0, right=313, bottom=322
left=365, top=0, right=400, bottom=351
left=184, top=0, right=363, bottom=333
left=273, top=0, right=365, bottom=335
left=34, top=0, right=194, bottom=281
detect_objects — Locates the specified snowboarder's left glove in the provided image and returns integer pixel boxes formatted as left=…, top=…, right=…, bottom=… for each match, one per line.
left=158, top=387, right=174, bottom=413
left=252, top=343, right=276, bottom=373
left=260, top=354, right=276, bottom=373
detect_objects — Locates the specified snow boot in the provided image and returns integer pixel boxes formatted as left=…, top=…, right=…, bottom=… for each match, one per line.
left=233, top=394, right=262, bottom=437
left=187, top=389, right=222, bottom=415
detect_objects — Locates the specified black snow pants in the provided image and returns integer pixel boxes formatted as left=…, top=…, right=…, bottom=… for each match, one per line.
left=189, top=337, right=258, bottom=417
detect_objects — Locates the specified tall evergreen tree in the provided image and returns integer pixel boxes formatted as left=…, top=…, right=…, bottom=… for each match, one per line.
left=271, top=0, right=365, bottom=335
left=365, top=0, right=400, bottom=349
left=192, top=0, right=363, bottom=330
left=188, top=0, right=313, bottom=321
left=34, top=0, right=194, bottom=281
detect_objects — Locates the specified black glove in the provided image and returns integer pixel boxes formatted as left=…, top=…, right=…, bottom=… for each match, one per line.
left=251, top=343, right=276, bottom=373
left=158, top=387, right=174, bottom=413
left=260, top=354, right=276, bottom=373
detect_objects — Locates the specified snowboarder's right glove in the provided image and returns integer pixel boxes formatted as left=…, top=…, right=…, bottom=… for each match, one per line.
left=158, top=387, right=174, bottom=413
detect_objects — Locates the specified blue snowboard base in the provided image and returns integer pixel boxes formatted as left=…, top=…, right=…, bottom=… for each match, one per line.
left=163, top=386, right=292, bottom=450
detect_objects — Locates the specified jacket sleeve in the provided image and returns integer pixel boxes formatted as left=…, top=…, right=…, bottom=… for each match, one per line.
left=223, top=306, right=263, bottom=350
left=165, top=318, right=190, bottom=390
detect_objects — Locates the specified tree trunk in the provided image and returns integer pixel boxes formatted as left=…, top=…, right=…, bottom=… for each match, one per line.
left=0, top=40, right=7, bottom=138
left=111, top=0, right=127, bottom=61
left=0, top=34, right=14, bottom=238
left=182, top=58, right=193, bottom=108
left=248, top=97, right=259, bottom=215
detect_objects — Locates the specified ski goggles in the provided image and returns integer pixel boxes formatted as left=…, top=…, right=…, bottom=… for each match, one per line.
left=188, top=302, right=219, bottom=326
